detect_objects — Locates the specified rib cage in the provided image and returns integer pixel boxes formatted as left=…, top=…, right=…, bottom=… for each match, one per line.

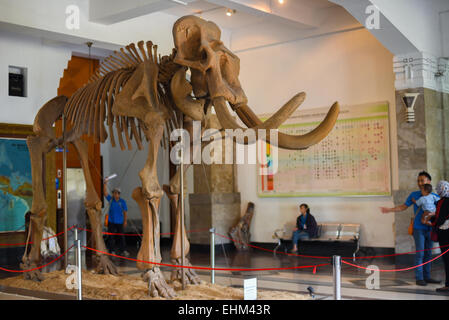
left=63, top=41, right=182, bottom=151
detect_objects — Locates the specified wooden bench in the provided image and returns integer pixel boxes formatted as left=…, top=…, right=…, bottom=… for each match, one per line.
left=272, top=223, right=360, bottom=261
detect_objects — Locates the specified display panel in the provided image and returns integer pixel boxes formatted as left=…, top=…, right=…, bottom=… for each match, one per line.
left=257, top=102, right=391, bottom=197
left=0, top=138, right=32, bottom=232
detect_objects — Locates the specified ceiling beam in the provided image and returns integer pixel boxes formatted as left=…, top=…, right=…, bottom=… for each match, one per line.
left=89, top=0, right=195, bottom=25
left=329, top=0, right=418, bottom=55
left=0, top=21, right=118, bottom=58
left=206, top=0, right=320, bottom=29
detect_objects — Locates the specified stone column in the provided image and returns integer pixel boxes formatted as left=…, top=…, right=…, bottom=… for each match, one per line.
left=188, top=116, right=241, bottom=245
left=393, top=52, right=449, bottom=253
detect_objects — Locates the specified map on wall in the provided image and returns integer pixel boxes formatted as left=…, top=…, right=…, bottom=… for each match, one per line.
left=0, top=138, right=32, bottom=232
left=257, top=102, right=391, bottom=197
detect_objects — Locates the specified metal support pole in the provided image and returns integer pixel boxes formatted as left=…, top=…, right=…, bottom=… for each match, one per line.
left=180, top=114, right=185, bottom=290
left=74, top=227, right=78, bottom=266
left=76, top=239, right=82, bottom=300
left=63, top=114, right=68, bottom=269
left=210, top=228, right=215, bottom=284
left=333, top=255, right=341, bottom=300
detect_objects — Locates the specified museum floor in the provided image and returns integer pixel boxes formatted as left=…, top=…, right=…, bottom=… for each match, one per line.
left=1, top=240, right=449, bottom=300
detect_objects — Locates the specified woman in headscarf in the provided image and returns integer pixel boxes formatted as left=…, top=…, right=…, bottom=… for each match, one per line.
left=434, top=180, right=449, bottom=292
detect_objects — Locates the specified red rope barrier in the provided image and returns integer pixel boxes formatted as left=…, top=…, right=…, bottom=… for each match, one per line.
left=345, top=243, right=449, bottom=260
left=4, top=229, right=445, bottom=274
left=73, top=226, right=449, bottom=262
left=0, top=245, right=74, bottom=273
left=341, top=248, right=449, bottom=272
left=83, top=245, right=329, bottom=272
left=3, top=224, right=448, bottom=264
left=160, top=228, right=210, bottom=236
left=76, top=227, right=142, bottom=237
left=0, top=225, right=77, bottom=247
left=76, top=227, right=210, bottom=237
left=215, top=231, right=449, bottom=261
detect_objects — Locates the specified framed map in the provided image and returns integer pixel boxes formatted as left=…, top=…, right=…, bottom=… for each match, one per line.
left=0, top=137, right=32, bottom=232
left=257, top=102, right=391, bottom=197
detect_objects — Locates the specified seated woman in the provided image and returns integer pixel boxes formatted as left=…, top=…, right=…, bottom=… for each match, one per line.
left=291, top=203, right=318, bottom=253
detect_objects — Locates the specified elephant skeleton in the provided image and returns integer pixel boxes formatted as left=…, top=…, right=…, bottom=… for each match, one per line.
left=23, top=15, right=339, bottom=298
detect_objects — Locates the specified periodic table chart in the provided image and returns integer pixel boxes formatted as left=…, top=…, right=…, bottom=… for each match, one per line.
left=257, top=102, right=391, bottom=197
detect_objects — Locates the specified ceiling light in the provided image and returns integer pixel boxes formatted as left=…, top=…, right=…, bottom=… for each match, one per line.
left=226, top=9, right=235, bottom=16
left=169, top=0, right=188, bottom=5
left=278, top=0, right=284, bottom=3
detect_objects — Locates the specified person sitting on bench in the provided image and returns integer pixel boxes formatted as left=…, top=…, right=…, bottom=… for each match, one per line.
left=291, top=203, right=318, bottom=253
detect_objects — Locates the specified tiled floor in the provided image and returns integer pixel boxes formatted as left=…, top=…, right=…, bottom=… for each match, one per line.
left=0, top=292, right=41, bottom=300
left=2, top=241, right=449, bottom=300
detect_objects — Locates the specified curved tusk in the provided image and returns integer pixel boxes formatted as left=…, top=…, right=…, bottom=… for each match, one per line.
left=242, top=92, right=305, bottom=129
left=212, top=97, right=257, bottom=144
left=170, top=68, right=205, bottom=121
left=214, top=92, right=305, bottom=131
left=235, top=102, right=340, bottom=150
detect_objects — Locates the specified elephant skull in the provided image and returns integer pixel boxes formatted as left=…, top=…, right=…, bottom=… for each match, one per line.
left=170, top=15, right=340, bottom=150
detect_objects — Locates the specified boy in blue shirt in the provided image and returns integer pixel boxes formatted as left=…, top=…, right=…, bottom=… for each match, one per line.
left=103, top=182, right=129, bottom=257
left=380, top=171, right=441, bottom=286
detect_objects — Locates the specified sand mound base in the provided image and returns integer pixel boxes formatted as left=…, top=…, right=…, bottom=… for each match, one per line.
left=0, top=270, right=308, bottom=300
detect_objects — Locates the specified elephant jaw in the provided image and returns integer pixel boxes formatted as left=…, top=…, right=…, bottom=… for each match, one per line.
left=170, top=68, right=205, bottom=121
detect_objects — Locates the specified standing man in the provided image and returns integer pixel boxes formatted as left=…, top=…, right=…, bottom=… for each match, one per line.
left=103, top=181, right=129, bottom=257
left=380, top=171, right=440, bottom=286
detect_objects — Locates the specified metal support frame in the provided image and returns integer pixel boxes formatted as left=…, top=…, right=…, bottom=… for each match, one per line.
left=353, top=238, right=360, bottom=262
left=273, top=239, right=281, bottom=256
left=76, top=238, right=82, bottom=300
left=74, top=227, right=78, bottom=265
left=74, top=227, right=82, bottom=300
left=180, top=114, right=185, bottom=290
left=210, top=228, right=215, bottom=284
left=333, top=255, right=341, bottom=300
left=62, top=114, right=68, bottom=269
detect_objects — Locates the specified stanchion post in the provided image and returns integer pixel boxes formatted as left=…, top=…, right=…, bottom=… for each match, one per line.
left=63, top=114, right=68, bottom=269
left=333, top=255, right=341, bottom=300
left=210, top=227, right=215, bottom=284
left=74, top=226, right=78, bottom=267
left=76, top=239, right=82, bottom=300
left=180, top=113, right=185, bottom=290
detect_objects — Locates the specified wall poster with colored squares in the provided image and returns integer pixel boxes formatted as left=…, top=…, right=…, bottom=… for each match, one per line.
left=257, top=102, right=391, bottom=197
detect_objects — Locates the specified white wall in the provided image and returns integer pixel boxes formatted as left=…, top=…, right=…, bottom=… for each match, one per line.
left=0, top=30, right=71, bottom=124
left=443, top=11, right=449, bottom=57
left=234, top=28, right=397, bottom=248
left=371, top=0, right=449, bottom=57
left=0, top=0, right=178, bottom=54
